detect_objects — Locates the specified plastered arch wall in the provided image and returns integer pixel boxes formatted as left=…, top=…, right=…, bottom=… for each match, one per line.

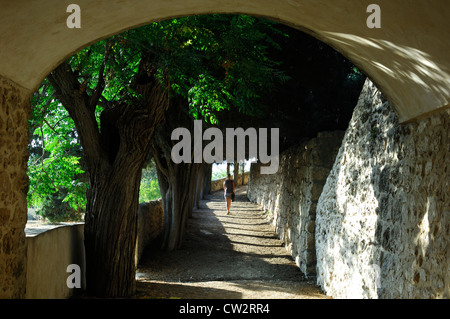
left=0, top=0, right=449, bottom=298
left=0, top=0, right=449, bottom=122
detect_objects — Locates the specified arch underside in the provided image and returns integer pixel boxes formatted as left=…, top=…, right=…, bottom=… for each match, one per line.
left=0, top=0, right=448, bottom=122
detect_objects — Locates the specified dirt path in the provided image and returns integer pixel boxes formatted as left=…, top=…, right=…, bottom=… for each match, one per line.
left=135, top=186, right=329, bottom=299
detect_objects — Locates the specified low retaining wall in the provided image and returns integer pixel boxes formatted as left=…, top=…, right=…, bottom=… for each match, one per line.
left=135, top=199, right=163, bottom=265
left=247, top=131, right=344, bottom=276
left=25, top=198, right=163, bottom=298
left=25, top=223, right=85, bottom=299
left=211, top=172, right=250, bottom=192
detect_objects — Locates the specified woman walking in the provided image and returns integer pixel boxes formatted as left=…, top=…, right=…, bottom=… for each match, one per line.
left=223, top=174, right=235, bottom=215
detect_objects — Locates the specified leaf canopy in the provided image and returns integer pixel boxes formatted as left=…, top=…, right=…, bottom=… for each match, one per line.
left=28, top=14, right=288, bottom=218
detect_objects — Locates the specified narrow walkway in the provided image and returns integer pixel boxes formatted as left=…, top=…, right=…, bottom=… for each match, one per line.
left=135, top=185, right=328, bottom=299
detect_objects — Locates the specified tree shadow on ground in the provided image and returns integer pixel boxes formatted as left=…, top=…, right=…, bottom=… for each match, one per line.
left=135, top=186, right=326, bottom=299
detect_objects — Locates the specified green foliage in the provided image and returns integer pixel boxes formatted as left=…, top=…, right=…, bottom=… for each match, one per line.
left=123, top=14, right=288, bottom=123
left=28, top=79, right=87, bottom=221
left=211, top=164, right=228, bottom=180
left=139, top=162, right=161, bottom=203
left=69, top=35, right=142, bottom=103
left=139, top=179, right=161, bottom=203
left=37, top=188, right=84, bottom=223
left=29, top=14, right=288, bottom=220
left=59, top=15, right=286, bottom=126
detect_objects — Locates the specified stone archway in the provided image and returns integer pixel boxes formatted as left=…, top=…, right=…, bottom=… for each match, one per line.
left=0, top=0, right=449, bottom=298
left=1, top=1, right=449, bottom=120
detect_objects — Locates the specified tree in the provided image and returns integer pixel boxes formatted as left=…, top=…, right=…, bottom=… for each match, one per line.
left=28, top=81, right=87, bottom=222
left=36, top=12, right=364, bottom=297
left=42, top=14, right=287, bottom=297
left=150, top=98, right=201, bottom=250
left=146, top=15, right=288, bottom=251
left=48, top=47, right=168, bottom=297
left=147, top=17, right=366, bottom=253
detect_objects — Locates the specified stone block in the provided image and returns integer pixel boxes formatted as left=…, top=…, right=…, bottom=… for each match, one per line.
left=0, top=76, right=30, bottom=298
left=247, top=126, right=344, bottom=278
left=316, top=79, right=449, bottom=299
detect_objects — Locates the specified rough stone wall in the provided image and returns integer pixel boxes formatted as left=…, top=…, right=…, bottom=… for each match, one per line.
left=0, top=76, right=30, bottom=298
left=135, top=199, right=163, bottom=265
left=247, top=131, right=344, bottom=276
left=316, top=79, right=449, bottom=299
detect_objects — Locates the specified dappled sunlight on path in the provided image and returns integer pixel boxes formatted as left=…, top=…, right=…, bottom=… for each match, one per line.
left=135, top=185, right=329, bottom=299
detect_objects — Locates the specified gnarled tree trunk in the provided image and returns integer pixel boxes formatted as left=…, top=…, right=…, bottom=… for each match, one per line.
left=49, top=61, right=168, bottom=297
left=150, top=98, right=206, bottom=251
left=84, top=159, right=142, bottom=296
left=155, top=161, right=200, bottom=251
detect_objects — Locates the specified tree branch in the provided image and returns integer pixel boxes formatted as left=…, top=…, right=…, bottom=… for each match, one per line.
left=89, top=40, right=112, bottom=111
left=48, top=61, right=104, bottom=169
left=43, top=118, right=69, bottom=140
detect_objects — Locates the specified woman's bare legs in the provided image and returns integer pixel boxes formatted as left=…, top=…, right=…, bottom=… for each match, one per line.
left=226, top=198, right=231, bottom=214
